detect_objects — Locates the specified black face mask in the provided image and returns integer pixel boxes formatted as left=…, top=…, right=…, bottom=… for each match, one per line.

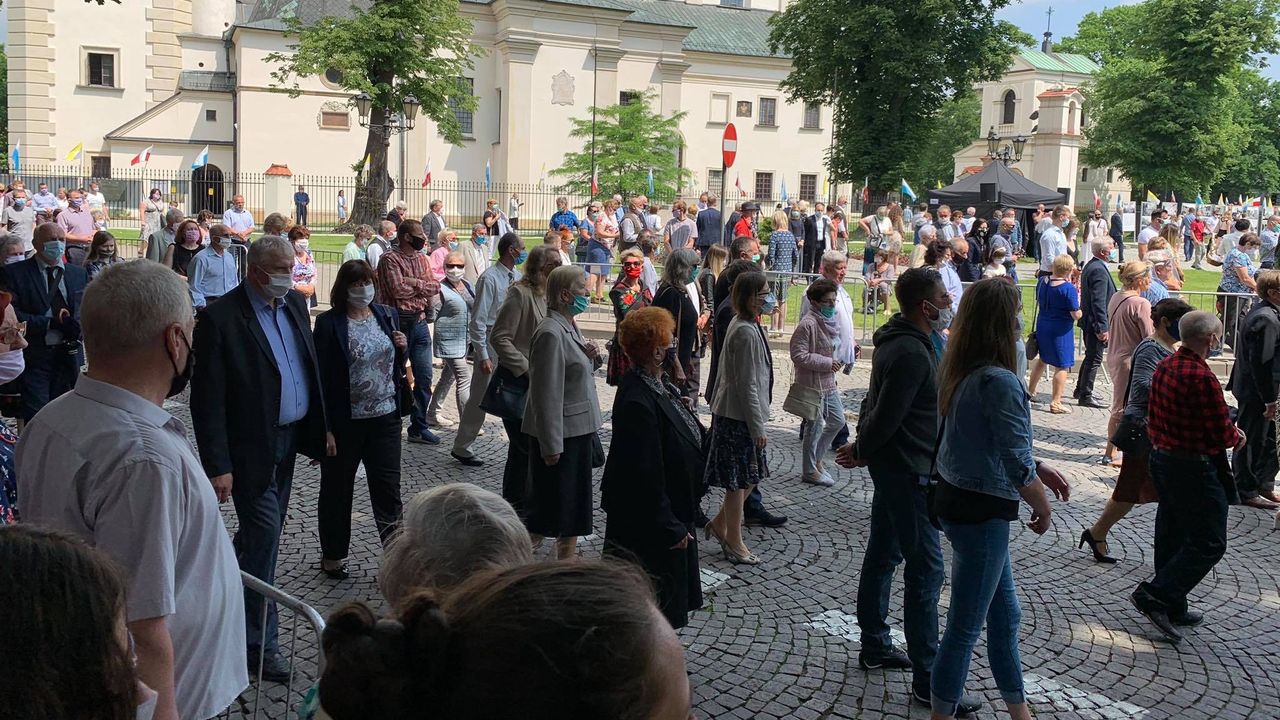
left=168, top=331, right=194, bottom=398
left=409, top=235, right=426, bottom=251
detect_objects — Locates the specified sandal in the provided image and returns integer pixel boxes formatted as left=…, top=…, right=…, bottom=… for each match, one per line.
left=1049, top=402, right=1071, bottom=414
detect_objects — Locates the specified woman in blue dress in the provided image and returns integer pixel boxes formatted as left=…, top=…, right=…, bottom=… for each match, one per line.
left=1027, top=254, right=1081, bottom=414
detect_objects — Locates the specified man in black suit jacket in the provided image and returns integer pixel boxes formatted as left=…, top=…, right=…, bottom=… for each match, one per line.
left=0, top=223, right=87, bottom=420
left=1074, top=238, right=1116, bottom=407
left=1229, top=275, right=1280, bottom=509
left=191, top=234, right=329, bottom=680
left=1109, top=210, right=1125, bottom=262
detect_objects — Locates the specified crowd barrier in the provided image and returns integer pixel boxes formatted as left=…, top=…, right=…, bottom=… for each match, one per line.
left=218, top=571, right=326, bottom=720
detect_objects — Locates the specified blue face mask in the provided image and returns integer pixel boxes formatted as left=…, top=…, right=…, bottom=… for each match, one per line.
left=761, top=292, right=777, bottom=314
left=448, top=242, right=459, bottom=251
left=475, top=235, right=488, bottom=245
left=570, top=295, right=590, bottom=316
left=818, top=305, right=836, bottom=319
left=515, top=250, right=529, bottom=265
left=42, top=240, right=65, bottom=264
left=691, top=267, right=700, bottom=281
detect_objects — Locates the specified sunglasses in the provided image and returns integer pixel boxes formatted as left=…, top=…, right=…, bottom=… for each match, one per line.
left=622, top=261, right=643, bottom=268
left=446, top=263, right=465, bottom=269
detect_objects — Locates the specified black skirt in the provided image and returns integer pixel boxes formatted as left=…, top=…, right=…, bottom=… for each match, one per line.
left=604, top=530, right=703, bottom=630
left=526, top=432, right=595, bottom=537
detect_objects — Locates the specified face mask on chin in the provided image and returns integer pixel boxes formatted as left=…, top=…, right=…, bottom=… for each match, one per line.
left=167, top=331, right=194, bottom=398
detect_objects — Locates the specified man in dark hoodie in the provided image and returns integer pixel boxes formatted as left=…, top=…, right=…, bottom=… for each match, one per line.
left=836, top=267, right=981, bottom=717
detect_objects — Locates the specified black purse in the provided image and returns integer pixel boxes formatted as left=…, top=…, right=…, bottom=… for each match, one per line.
left=1025, top=281, right=1041, bottom=361
left=479, top=365, right=530, bottom=421
left=1109, top=368, right=1148, bottom=453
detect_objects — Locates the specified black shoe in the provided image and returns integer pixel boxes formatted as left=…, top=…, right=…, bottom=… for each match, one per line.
left=408, top=429, right=442, bottom=445
left=451, top=451, right=484, bottom=467
left=320, top=560, right=349, bottom=580
left=1129, top=592, right=1183, bottom=643
left=858, top=645, right=912, bottom=670
left=744, top=509, right=788, bottom=528
left=1078, top=396, right=1107, bottom=409
left=1078, top=529, right=1118, bottom=564
left=1170, top=609, right=1204, bottom=627
left=248, top=652, right=291, bottom=683
left=911, top=686, right=981, bottom=718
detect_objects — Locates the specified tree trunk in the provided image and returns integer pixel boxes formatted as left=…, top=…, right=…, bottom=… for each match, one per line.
left=341, top=105, right=396, bottom=232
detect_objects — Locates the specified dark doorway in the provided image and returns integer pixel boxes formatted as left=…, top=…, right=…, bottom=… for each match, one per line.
left=192, top=163, right=225, bottom=215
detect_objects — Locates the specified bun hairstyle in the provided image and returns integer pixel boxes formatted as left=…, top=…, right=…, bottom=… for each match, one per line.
left=318, top=560, right=667, bottom=720
left=1118, top=260, right=1150, bottom=288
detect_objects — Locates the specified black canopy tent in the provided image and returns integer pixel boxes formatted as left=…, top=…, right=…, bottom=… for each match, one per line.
left=926, top=163, right=1068, bottom=258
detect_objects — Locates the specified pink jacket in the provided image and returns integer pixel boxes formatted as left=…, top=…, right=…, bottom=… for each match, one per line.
left=789, top=312, right=837, bottom=392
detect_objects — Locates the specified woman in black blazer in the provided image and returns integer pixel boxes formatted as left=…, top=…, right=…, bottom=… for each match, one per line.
left=314, top=260, right=409, bottom=579
left=601, top=306, right=705, bottom=629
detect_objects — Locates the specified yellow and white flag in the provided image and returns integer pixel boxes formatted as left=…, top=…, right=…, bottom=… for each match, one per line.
left=65, top=142, right=83, bottom=162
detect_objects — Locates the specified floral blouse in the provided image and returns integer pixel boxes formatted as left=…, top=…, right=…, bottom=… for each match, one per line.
left=610, top=279, right=652, bottom=324
left=292, top=251, right=316, bottom=288
left=346, top=315, right=396, bottom=419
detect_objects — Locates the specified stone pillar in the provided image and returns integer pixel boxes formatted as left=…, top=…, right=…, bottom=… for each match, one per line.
left=498, top=37, right=541, bottom=184
left=657, top=57, right=690, bottom=117
left=9, top=0, right=58, bottom=163
left=146, top=0, right=194, bottom=106
left=263, top=164, right=294, bottom=221
left=592, top=47, right=625, bottom=109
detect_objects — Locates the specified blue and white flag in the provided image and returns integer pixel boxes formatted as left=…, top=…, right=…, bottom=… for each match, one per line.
left=484, top=159, right=492, bottom=190
left=647, top=167, right=654, bottom=196
left=9, top=142, right=19, bottom=173
left=900, top=178, right=916, bottom=201
left=1195, top=193, right=1204, bottom=206
left=191, top=145, right=209, bottom=170
left=780, top=177, right=789, bottom=203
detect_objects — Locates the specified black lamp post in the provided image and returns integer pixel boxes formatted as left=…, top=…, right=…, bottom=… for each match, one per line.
left=985, top=126, right=1026, bottom=166
left=353, top=92, right=420, bottom=137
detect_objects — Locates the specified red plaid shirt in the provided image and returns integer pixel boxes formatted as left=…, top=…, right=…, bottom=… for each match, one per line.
left=374, top=246, right=439, bottom=316
left=1148, top=346, right=1238, bottom=454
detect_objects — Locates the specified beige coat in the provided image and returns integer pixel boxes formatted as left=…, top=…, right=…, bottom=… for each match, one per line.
left=522, top=312, right=603, bottom=456
left=490, top=282, right=546, bottom=377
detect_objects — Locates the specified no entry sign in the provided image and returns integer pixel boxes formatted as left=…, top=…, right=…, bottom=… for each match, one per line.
left=722, top=123, right=737, bottom=169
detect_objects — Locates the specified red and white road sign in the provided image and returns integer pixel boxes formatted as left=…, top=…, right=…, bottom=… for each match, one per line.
left=722, top=123, right=737, bottom=168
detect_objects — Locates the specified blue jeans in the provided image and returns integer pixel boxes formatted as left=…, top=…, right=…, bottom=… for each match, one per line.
left=403, top=316, right=435, bottom=437
left=933, top=518, right=1026, bottom=716
left=802, top=389, right=843, bottom=478
left=856, top=466, right=944, bottom=680
left=232, top=424, right=296, bottom=658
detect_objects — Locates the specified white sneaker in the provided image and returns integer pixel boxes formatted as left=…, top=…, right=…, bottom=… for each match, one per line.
left=802, top=474, right=836, bottom=487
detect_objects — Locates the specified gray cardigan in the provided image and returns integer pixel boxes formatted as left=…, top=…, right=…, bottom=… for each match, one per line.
left=710, top=316, right=773, bottom=437
left=522, top=312, right=603, bottom=456
left=431, top=280, right=474, bottom=359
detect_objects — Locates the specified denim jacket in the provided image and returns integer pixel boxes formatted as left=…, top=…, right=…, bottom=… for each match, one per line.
left=937, top=366, right=1035, bottom=502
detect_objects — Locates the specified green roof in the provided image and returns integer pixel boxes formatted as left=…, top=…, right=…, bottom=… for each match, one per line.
left=1018, top=49, right=1099, bottom=75
left=241, top=0, right=787, bottom=59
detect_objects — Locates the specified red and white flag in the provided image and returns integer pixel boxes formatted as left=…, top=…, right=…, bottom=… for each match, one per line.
left=590, top=167, right=599, bottom=196
left=421, top=157, right=432, bottom=187
left=130, top=145, right=153, bottom=166
left=1092, top=189, right=1101, bottom=210
left=1251, top=196, right=1263, bottom=207
left=735, top=174, right=746, bottom=197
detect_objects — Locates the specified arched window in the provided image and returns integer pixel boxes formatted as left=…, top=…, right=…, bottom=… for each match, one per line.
left=1001, top=90, right=1016, bottom=125
left=1068, top=101, right=1078, bottom=134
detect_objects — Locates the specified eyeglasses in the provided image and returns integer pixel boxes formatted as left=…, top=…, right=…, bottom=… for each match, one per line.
left=446, top=263, right=465, bottom=269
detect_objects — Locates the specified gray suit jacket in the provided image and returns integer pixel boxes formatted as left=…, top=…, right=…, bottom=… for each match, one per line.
left=522, top=312, right=603, bottom=456
left=423, top=212, right=447, bottom=243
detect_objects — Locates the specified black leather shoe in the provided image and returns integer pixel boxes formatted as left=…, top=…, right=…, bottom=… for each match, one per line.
left=1078, top=396, right=1107, bottom=409
left=911, top=686, right=981, bottom=717
left=1171, top=609, right=1204, bottom=627
left=1130, top=592, right=1183, bottom=643
left=451, top=452, right=484, bottom=467
left=248, top=652, right=292, bottom=683
left=858, top=646, right=911, bottom=670
left=744, top=509, right=787, bottom=528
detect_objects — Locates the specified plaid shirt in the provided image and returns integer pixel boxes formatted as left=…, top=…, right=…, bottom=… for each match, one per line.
left=374, top=246, right=439, bottom=317
left=1148, top=347, right=1237, bottom=454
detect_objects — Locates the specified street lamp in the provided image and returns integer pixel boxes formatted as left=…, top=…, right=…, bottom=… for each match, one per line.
left=352, top=92, right=420, bottom=137
left=985, top=126, right=1026, bottom=166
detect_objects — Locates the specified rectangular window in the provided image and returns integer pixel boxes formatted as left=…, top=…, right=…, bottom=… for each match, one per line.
left=1079, top=167, right=1089, bottom=183
left=620, top=90, right=642, bottom=106
left=707, top=169, right=723, bottom=192
left=720, top=0, right=743, bottom=7
left=91, top=156, right=112, bottom=178
left=319, top=111, right=350, bottom=130
left=754, top=172, right=773, bottom=201
left=709, top=93, right=730, bottom=124
left=449, top=77, right=475, bottom=137
left=1107, top=168, right=1115, bottom=183
left=87, top=52, right=116, bottom=88
left=205, top=109, right=217, bottom=122
left=758, top=97, right=777, bottom=127
left=802, top=102, right=821, bottom=130
left=799, top=173, right=817, bottom=201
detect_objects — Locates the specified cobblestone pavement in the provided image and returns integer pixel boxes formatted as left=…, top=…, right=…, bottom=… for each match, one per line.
left=188, top=351, right=1280, bottom=720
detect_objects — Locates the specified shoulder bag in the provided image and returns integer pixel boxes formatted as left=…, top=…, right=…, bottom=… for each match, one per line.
left=479, top=365, right=530, bottom=420
left=1025, top=280, right=1042, bottom=361
left=1109, top=345, right=1150, bottom=454
left=782, top=324, right=823, bottom=421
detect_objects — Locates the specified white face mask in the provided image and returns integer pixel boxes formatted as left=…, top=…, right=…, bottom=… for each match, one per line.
left=4, top=255, right=23, bottom=265
left=349, top=284, right=375, bottom=308
left=446, top=267, right=465, bottom=281
left=263, top=272, right=293, bottom=299
left=0, top=349, right=24, bottom=384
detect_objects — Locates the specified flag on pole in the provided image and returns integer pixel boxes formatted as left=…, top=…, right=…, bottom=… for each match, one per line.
left=860, top=176, right=870, bottom=205
left=484, top=159, right=491, bottom=191
left=10, top=142, right=19, bottom=173
left=421, top=157, right=433, bottom=187
left=1239, top=194, right=1245, bottom=205
left=130, top=145, right=154, bottom=166
left=822, top=176, right=830, bottom=197
left=66, top=142, right=83, bottom=162
left=1218, top=193, right=1226, bottom=206
left=1170, top=191, right=1177, bottom=205
left=1145, top=189, right=1159, bottom=203
left=735, top=174, right=746, bottom=198
left=1093, top=189, right=1101, bottom=210
left=900, top=179, right=916, bottom=201
left=936, top=179, right=944, bottom=190
left=590, top=166, right=599, bottom=196
left=191, top=146, right=209, bottom=170
left=1195, top=193, right=1204, bottom=206
left=538, top=162, right=547, bottom=189
left=780, top=177, right=789, bottom=203
left=1251, top=196, right=1263, bottom=207
left=647, top=168, right=655, bottom=197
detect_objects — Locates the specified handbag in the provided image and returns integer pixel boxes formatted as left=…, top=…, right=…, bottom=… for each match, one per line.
left=590, top=432, right=606, bottom=469
left=479, top=365, right=530, bottom=420
left=1109, top=364, right=1148, bottom=453
left=782, top=355, right=822, bottom=420
left=1025, top=280, right=1041, bottom=361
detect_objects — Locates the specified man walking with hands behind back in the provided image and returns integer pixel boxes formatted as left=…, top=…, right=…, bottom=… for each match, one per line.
left=836, top=267, right=981, bottom=717
left=1075, top=239, right=1116, bottom=409
left=191, top=235, right=330, bottom=682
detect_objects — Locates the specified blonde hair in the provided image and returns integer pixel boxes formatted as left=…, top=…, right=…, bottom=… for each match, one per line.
left=773, top=210, right=789, bottom=229
left=1118, top=260, right=1150, bottom=289
left=619, top=247, right=643, bottom=263
left=938, top=278, right=1020, bottom=415
left=1051, top=253, right=1075, bottom=277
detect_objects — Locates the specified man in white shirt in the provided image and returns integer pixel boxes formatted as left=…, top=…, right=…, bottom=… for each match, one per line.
left=1218, top=218, right=1252, bottom=258
left=960, top=207, right=977, bottom=233
left=17, top=261, right=247, bottom=720
left=84, top=181, right=107, bottom=213
left=508, top=193, right=522, bottom=230
left=1038, top=205, right=1072, bottom=277
left=936, top=205, right=960, bottom=240
left=221, top=195, right=255, bottom=244
left=366, top=220, right=395, bottom=269
left=1136, top=209, right=1165, bottom=260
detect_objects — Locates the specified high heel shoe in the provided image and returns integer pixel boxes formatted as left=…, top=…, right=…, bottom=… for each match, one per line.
left=704, top=523, right=724, bottom=543
left=1079, top=529, right=1118, bottom=564
left=720, top=540, right=761, bottom=565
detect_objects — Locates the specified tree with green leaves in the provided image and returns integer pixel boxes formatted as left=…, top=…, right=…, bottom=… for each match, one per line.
left=1069, top=0, right=1280, bottom=196
left=768, top=0, right=1030, bottom=193
left=552, top=89, right=690, bottom=201
left=267, top=0, right=480, bottom=228
left=898, top=92, right=980, bottom=193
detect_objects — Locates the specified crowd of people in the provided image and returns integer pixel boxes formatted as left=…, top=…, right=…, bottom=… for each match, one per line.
left=0, top=183, right=1276, bottom=720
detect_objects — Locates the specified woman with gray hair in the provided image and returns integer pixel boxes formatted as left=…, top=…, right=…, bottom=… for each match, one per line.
left=652, top=248, right=701, bottom=404
left=425, top=250, right=474, bottom=428
left=378, top=483, right=532, bottom=611
left=522, top=265, right=604, bottom=559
